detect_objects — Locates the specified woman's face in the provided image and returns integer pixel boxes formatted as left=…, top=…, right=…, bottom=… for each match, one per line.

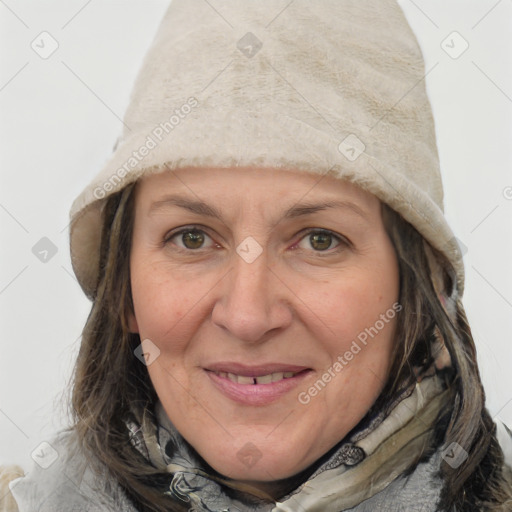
left=128, top=167, right=400, bottom=485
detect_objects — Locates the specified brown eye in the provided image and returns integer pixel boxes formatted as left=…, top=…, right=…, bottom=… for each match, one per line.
left=181, top=230, right=205, bottom=249
left=309, top=232, right=333, bottom=251
left=296, top=229, right=346, bottom=252
left=165, top=228, right=214, bottom=251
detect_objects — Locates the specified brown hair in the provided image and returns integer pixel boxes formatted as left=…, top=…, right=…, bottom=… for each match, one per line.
left=380, top=204, right=512, bottom=511
left=69, top=181, right=512, bottom=512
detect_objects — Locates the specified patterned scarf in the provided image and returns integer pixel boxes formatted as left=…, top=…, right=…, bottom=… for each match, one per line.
left=124, top=373, right=452, bottom=511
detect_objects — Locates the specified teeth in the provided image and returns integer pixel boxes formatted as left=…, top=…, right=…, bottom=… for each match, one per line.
left=271, top=372, right=284, bottom=382
left=217, top=371, right=298, bottom=384
left=255, top=374, right=272, bottom=384
left=237, top=375, right=255, bottom=385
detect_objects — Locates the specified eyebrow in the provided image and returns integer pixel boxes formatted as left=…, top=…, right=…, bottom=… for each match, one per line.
left=148, top=195, right=370, bottom=223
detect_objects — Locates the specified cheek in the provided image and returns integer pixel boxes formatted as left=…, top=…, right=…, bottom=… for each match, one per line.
left=302, top=258, right=399, bottom=368
left=130, top=256, right=220, bottom=360
left=130, top=265, right=188, bottom=346
left=310, top=276, right=398, bottom=339
left=310, top=279, right=399, bottom=418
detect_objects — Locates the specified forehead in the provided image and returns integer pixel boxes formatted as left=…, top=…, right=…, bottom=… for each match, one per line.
left=134, top=166, right=380, bottom=212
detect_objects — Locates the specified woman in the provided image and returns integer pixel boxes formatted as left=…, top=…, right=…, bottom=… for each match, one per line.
left=5, top=0, right=512, bottom=511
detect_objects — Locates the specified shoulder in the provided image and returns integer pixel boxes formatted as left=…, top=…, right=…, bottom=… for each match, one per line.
left=347, top=422, right=512, bottom=512
left=345, top=449, right=444, bottom=512
left=1, top=464, right=24, bottom=511
left=8, top=429, right=138, bottom=512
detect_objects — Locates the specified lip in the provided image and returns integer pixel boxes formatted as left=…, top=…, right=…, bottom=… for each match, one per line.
left=204, top=362, right=313, bottom=406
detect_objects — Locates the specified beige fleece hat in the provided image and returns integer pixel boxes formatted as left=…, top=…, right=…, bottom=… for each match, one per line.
left=69, top=0, right=464, bottom=300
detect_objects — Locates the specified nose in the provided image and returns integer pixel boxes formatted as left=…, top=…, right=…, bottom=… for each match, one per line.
left=211, top=250, right=293, bottom=343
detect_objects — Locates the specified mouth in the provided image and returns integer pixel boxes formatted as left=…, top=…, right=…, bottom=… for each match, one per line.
left=204, top=363, right=313, bottom=405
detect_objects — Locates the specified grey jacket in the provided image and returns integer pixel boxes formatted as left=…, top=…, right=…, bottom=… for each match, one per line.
left=10, top=429, right=444, bottom=512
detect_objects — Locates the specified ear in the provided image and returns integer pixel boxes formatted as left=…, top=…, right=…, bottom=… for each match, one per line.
left=127, top=311, right=139, bottom=333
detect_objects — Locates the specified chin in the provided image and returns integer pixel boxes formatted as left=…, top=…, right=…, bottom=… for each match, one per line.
left=199, top=443, right=311, bottom=483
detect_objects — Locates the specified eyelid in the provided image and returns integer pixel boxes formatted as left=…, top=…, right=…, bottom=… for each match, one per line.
left=164, top=225, right=350, bottom=254
left=163, top=225, right=217, bottom=250
left=293, top=227, right=350, bottom=252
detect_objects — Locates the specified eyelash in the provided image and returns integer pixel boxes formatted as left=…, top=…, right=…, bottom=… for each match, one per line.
left=163, top=225, right=350, bottom=255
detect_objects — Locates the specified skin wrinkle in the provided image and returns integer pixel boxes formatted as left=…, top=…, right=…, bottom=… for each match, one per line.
left=148, top=195, right=371, bottom=224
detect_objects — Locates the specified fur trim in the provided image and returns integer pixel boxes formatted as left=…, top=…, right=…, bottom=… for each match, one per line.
left=0, top=465, right=24, bottom=512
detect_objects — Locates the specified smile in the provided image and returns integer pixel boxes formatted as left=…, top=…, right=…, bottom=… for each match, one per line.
left=204, top=365, right=313, bottom=405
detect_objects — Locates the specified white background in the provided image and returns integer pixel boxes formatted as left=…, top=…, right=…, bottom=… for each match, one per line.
left=0, top=0, right=511, bottom=471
